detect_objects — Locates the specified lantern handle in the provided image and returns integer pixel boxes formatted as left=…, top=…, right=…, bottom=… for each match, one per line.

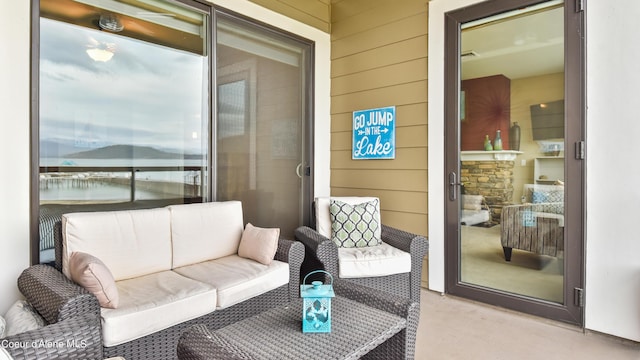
left=302, top=270, right=333, bottom=286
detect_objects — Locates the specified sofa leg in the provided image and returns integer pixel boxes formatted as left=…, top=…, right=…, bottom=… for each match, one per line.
left=503, top=247, right=512, bottom=261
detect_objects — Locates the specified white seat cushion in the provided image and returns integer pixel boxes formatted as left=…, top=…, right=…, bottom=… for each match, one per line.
left=338, top=242, right=411, bottom=278
left=173, top=255, right=289, bottom=309
left=62, top=208, right=172, bottom=281
left=315, top=197, right=381, bottom=240
left=461, top=209, right=490, bottom=226
left=168, top=201, right=244, bottom=268
left=101, top=271, right=216, bottom=347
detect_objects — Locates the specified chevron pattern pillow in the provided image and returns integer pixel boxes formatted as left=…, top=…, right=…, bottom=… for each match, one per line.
left=329, top=199, right=381, bottom=248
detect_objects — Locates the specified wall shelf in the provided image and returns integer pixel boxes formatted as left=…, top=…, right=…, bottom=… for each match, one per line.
left=534, top=156, right=564, bottom=183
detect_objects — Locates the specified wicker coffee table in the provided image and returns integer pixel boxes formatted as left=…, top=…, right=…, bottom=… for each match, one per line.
left=178, top=296, right=407, bottom=359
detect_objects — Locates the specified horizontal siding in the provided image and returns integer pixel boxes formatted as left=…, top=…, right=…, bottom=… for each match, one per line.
left=332, top=12, right=428, bottom=59
left=331, top=0, right=429, bottom=236
left=331, top=188, right=428, bottom=214
left=383, top=211, right=428, bottom=238
left=331, top=80, right=428, bottom=115
left=331, top=169, right=427, bottom=192
left=249, top=0, right=330, bottom=33
left=331, top=0, right=428, bottom=41
left=332, top=35, right=428, bottom=77
left=332, top=58, right=428, bottom=96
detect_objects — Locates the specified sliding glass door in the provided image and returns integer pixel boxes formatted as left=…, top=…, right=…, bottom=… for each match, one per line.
left=214, top=13, right=312, bottom=238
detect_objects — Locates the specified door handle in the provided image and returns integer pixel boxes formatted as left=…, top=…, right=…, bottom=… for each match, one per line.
left=296, top=163, right=303, bottom=179
left=449, top=172, right=462, bottom=201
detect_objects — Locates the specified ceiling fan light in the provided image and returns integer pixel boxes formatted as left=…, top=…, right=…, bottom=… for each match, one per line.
left=86, top=48, right=114, bottom=62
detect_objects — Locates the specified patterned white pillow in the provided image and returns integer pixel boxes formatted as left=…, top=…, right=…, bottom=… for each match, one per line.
left=4, top=300, right=46, bottom=337
left=329, top=199, right=381, bottom=248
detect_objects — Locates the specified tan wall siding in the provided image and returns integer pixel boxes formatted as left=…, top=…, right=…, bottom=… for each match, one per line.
left=330, top=0, right=429, bottom=236
left=248, top=0, right=331, bottom=33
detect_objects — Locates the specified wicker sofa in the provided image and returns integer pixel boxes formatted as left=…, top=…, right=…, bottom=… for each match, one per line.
left=14, top=201, right=304, bottom=360
left=295, top=197, right=428, bottom=304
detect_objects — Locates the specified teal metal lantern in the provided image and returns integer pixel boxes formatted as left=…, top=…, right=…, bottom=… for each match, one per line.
left=300, top=270, right=335, bottom=333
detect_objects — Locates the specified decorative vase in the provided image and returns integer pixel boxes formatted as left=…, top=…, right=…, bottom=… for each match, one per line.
left=494, top=130, right=503, bottom=151
left=483, top=135, right=493, bottom=151
left=509, top=122, right=521, bottom=151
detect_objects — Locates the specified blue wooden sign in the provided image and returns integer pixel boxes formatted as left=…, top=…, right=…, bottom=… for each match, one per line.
left=352, top=106, right=396, bottom=160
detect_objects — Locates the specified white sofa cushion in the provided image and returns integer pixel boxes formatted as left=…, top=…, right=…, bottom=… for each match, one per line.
left=101, top=270, right=216, bottom=347
left=62, top=208, right=172, bottom=281
left=315, top=197, right=381, bottom=240
left=169, top=202, right=244, bottom=268
left=461, top=209, right=490, bottom=226
left=338, top=242, right=411, bottom=278
left=174, top=255, right=289, bottom=309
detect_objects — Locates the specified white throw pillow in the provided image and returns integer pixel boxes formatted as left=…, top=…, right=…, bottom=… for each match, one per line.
left=0, top=348, right=13, bottom=360
left=237, top=223, right=280, bottom=265
left=69, top=251, right=119, bottom=309
left=4, top=300, right=45, bottom=337
left=0, top=315, right=5, bottom=338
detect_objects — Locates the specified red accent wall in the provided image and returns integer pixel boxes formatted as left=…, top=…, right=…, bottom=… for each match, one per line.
left=460, top=74, right=511, bottom=151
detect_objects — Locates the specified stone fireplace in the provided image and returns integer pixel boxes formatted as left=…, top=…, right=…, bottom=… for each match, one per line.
left=460, top=151, right=521, bottom=223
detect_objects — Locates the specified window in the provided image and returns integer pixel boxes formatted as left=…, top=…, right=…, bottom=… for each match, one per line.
left=35, top=0, right=211, bottom=264
left=33, top=0, right=315, bottom=264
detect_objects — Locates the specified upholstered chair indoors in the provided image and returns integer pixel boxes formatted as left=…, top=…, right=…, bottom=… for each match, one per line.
left=295, top=197, right=428, bottom=303
left=500, top=184, right=565, bottom=261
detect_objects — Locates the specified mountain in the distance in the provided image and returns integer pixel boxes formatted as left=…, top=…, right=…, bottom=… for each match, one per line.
left=66, top=145, right=202, bottom=159
left=40, top=139, right=89, bottom=158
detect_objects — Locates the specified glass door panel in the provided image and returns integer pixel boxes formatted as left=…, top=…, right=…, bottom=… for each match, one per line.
left=458, top=2, right=566, bottom=303
left=215, top=14, right=311, bottom=238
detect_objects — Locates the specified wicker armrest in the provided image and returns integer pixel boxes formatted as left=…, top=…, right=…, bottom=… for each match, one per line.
left=294, top=226, right=339, bottom=276
left=3, top=312, right=103, bottom=360
left=333, top=279, right=420, bottom=360
left=381, top=224, right=429, bottom=258
left=17, top=264, right=100, bottom=325
left=275, top=237, right=305, bottom=300
left=333, top=279, right=418, bottom=320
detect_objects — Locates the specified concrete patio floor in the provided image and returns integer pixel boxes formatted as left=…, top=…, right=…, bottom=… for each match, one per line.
left=415, top=289, right=640, bottom=359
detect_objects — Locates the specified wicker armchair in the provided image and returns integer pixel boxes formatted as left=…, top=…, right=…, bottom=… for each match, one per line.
left=4, top=265, right=104, bottom=360
left=294, top=197, right=428, bottom=304
left=177, top=279, right=420, bottom=360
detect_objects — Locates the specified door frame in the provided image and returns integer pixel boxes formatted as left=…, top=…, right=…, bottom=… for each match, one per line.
left=443, top=0, right=586, bottom=325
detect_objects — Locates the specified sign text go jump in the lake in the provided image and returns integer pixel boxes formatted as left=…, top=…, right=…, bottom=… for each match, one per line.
left=352, top=106, right=396, bottom=160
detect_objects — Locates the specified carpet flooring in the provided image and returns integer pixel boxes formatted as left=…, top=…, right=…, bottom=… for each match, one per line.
left=460, top=224, right=563, bottom=303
